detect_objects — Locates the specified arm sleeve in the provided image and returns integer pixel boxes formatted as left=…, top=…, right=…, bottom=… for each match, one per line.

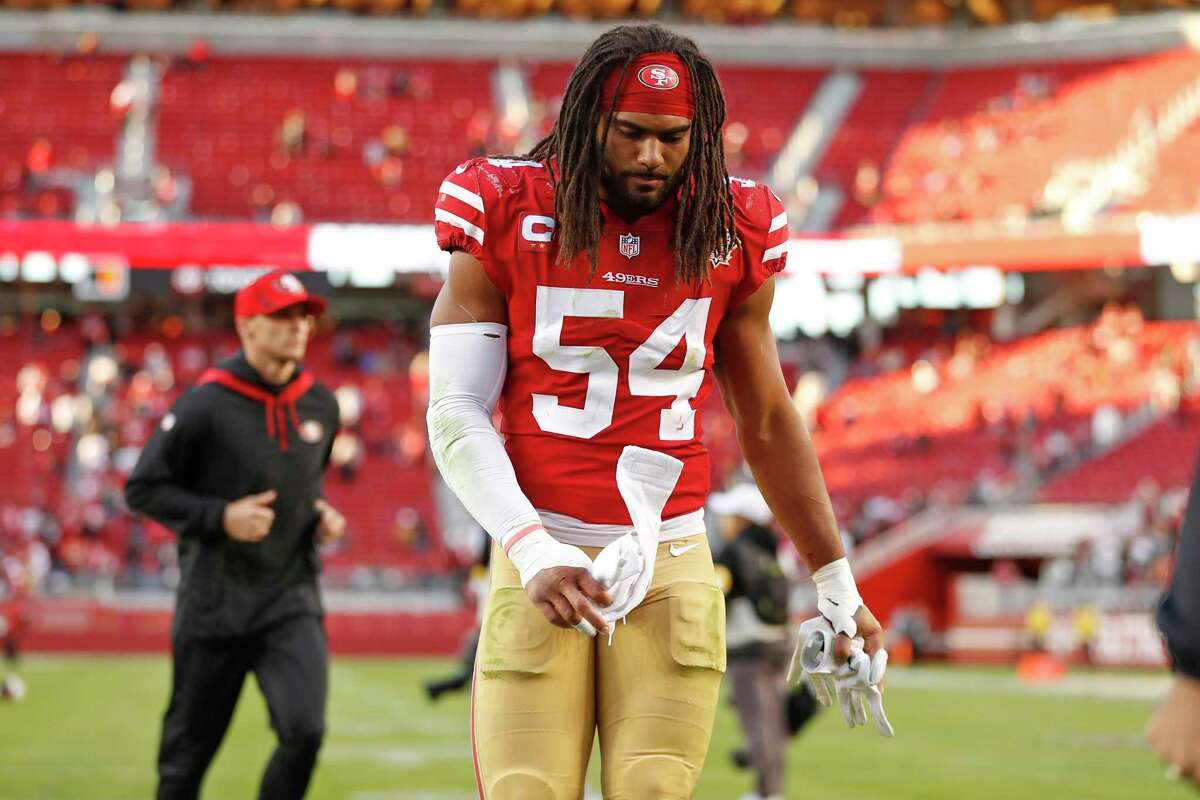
left=435, top=160, right=510, bottom=296
left=731, top=185, right=789, bottom=308
left=426, top=322, right=542, bottom=550
left=1157, top=451, right=1200, bottom=678
left=123, top=392, right=228, bottom=543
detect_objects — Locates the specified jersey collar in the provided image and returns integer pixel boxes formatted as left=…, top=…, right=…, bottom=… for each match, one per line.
left=599, top=192, right=677, bottom=232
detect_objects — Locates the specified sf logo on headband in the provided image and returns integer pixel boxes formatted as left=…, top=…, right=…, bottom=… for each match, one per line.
left=637, top=65, right=680, bottom=91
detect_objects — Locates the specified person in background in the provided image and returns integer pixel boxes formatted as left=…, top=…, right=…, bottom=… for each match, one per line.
left=425, top=532, right=489, bottom=702
left=0, top=542, right=33, bottom=703
left=1148, top=450, right=1200, bottom=788
left=125, top=271, right=345, bottom=800
left=712, top=483, right=797, bottom=800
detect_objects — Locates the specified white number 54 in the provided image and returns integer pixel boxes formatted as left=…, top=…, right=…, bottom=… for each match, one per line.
left=531, top=286, right=712, bottom=441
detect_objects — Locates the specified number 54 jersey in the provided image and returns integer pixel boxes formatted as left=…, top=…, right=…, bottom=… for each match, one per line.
left=435, top=157, right=788, bottom=543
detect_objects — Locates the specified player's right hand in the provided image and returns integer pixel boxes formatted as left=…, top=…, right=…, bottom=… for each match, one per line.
left=223, top=490, right=277, bottom=542
left=525, top=566, right=613, bottom=638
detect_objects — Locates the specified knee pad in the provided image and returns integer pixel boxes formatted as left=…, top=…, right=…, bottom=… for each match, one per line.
left=612, top=756, right=694, bottom=800
left=489, top=770, right=558, bottom=800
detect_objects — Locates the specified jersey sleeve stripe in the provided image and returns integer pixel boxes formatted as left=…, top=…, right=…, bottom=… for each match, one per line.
left=762, top=242, right=788, bottom=263
left=768, top=211, right=788, bottom=233
left=439, top=180, right=485, bottom=213
left=435, top=208, right=485, bottom=246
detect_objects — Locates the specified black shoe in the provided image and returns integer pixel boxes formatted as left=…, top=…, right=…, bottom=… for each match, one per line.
left=425, top=683, right=443, bottom=703
left=731, top=748, right=751, bottom=770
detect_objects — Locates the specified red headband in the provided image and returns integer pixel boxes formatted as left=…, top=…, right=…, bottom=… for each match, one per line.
left=601, top=52, right=695, bottom=120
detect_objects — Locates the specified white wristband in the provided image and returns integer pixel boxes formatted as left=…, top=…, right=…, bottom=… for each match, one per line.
left=811, top=557, right=863, bottom=638
left=506, top=528, right=593, bottom=589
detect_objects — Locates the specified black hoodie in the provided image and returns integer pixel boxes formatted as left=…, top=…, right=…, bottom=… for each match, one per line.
left=1158, top=450, right=1200, bottom=679
left=125, top=352, right=338, bottom=638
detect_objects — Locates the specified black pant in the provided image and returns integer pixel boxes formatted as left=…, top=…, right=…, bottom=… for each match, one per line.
left=156, top=614, right=328, bottom=800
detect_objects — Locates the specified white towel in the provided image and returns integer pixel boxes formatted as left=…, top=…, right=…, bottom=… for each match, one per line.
left=590, top=446, right=684, bottom=642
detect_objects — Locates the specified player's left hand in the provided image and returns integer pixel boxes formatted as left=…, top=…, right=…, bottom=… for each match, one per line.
left=1147, top=674, right=1200, bottom=787
left=788, top=605, right=894, bottom=737
left=314, top=499, right=347, bottom=546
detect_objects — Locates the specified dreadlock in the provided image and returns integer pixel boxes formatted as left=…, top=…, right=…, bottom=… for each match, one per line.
left=523, top=24, right=737, bottom=286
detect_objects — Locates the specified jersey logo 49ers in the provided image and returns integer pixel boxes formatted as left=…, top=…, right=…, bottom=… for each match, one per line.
left=618, top=233, right=640, bottom=259
left=602, top=271, right=659, bottom=288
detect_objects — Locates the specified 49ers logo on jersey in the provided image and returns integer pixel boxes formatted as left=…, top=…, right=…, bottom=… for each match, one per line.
left=638, top=65, right=680, bottom=91
left=602, top=271, right=659, bottom=288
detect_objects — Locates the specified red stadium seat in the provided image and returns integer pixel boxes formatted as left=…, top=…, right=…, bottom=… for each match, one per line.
left=156, top=57, right=495, bottom=223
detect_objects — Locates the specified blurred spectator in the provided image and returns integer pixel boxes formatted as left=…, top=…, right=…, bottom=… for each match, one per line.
left=330, top=430, right=366, bottom=482
left=22, top=139, right=52, bottom=190
left=394, top=507, right=427, bottom=550
left=852, top=159, right=881, bottom=207
left=334, top=67, right=358, bottom=99
left=270, top=200, right=303, bottom=226
left=381, top=125, right=410, bottom=156
left=276, top=110, right=307, bottom=157
left=185, top=38, right=210, bottom=68
left=389, top=69, right=412, bottom=98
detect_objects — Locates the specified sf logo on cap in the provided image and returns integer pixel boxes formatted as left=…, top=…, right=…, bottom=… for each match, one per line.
left=637, top=65, right=680, bottom=91
left=274, top=274, right=305, bottom=295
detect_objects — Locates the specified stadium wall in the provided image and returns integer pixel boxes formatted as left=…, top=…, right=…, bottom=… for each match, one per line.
left=18, top=596, right=474, bottom=655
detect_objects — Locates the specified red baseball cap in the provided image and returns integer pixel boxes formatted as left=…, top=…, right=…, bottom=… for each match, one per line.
left=234, top=270, right=327, bottom=320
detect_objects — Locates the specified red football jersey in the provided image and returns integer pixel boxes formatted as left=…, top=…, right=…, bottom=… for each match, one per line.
left=435, top=157, right=788, bottom=526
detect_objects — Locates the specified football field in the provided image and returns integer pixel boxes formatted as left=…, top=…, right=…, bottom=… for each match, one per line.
left=0, top=655, right=1187, bottom=800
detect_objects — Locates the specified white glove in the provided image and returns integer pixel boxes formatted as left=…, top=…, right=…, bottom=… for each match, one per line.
left=788, top=615, right=894, bottom=737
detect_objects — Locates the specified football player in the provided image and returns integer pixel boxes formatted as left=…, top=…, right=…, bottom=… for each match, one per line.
left=427, top=23, right=888, bottom=799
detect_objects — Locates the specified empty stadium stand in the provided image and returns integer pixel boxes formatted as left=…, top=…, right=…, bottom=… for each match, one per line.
left=1040, top=401, right=1200, bottom=503
left=810, top=319, right=1196, bottom=508
left=157, top=56, right=494, bottom=223
left=867, top=50, right=1200, bottom=225
left=0, top=53, right=125, bottom=219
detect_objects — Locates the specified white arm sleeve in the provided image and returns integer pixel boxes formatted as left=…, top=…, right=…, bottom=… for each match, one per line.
left=427, top=322, right=596, bottom=593
left=427, top=322, right=541, bottom=550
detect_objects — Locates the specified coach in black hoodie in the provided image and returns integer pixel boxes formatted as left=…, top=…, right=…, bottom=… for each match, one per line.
left=126, top=270, right=344, bottom=800
left=1148, top=449, right=1200, bottom=788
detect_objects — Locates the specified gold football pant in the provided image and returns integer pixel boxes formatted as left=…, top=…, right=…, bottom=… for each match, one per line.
left=471, top=536, right=727, bottom=800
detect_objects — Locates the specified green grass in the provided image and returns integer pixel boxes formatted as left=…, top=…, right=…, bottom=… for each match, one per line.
left=0, top=656, right=1186, bottom=800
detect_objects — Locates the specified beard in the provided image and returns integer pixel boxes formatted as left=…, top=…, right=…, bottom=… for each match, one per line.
left=600, top=164, right=683, bottom=221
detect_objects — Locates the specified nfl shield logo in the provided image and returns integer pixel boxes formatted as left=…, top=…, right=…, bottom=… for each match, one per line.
left=618, top=233, right=640, bottom=259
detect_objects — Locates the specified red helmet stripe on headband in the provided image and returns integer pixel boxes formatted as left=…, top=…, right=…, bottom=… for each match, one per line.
left=601, top=52, right=695, bottom=120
